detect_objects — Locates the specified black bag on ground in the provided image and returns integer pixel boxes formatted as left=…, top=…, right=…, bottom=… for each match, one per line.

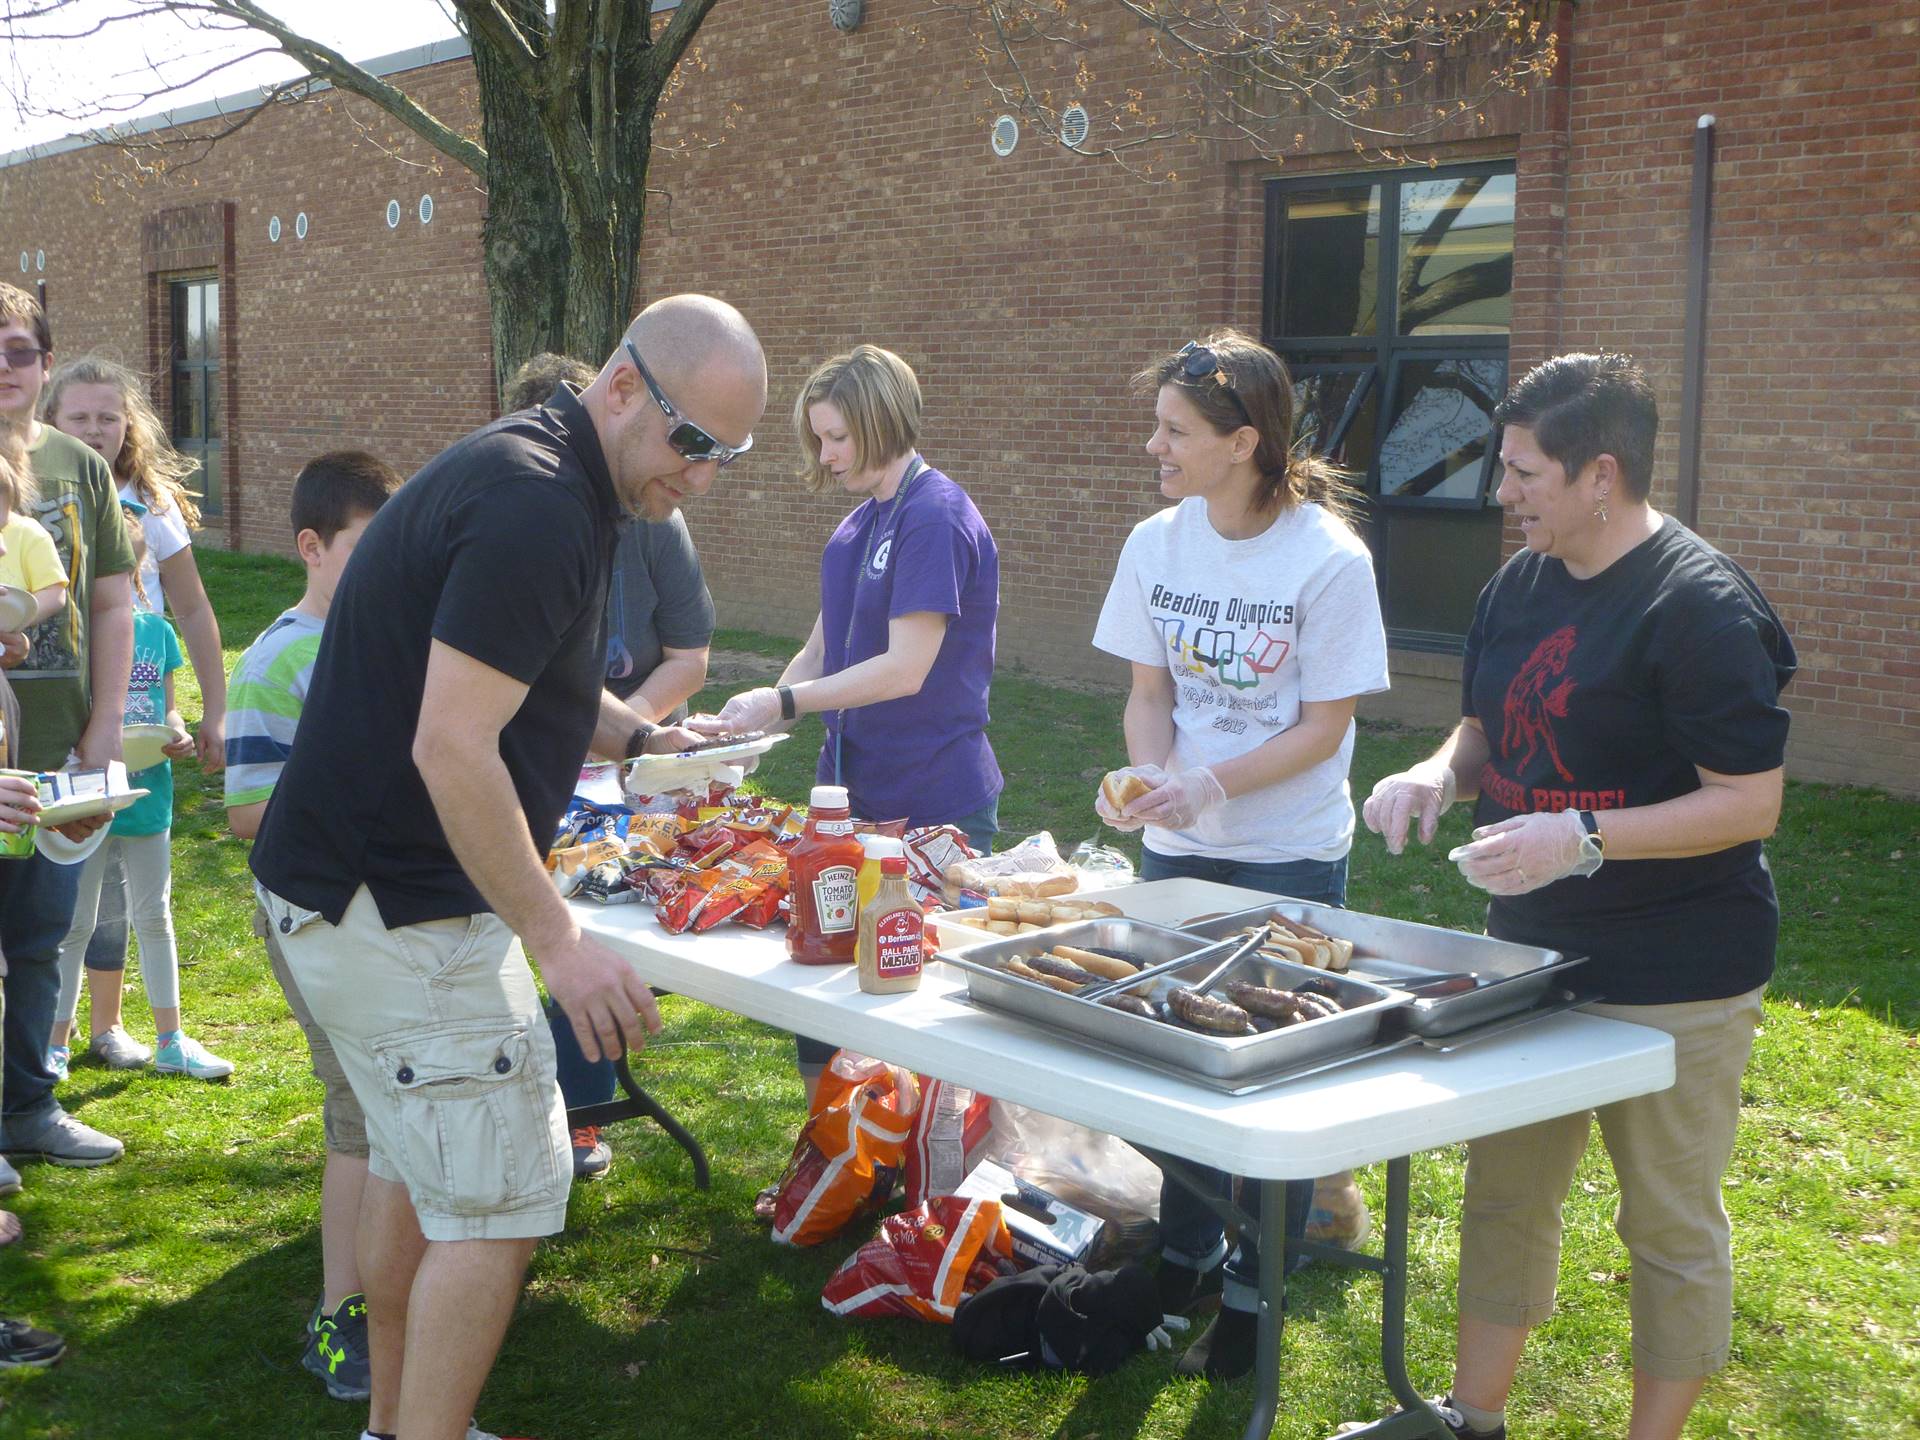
left=951, top=1262, right=1160, bottom=1374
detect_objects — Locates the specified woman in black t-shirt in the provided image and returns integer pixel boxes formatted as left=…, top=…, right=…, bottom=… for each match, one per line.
left=1358, top=354, right=1795, bottom=1440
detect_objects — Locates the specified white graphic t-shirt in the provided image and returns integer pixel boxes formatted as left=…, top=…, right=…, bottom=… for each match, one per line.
left=1093, top=498, right=1389, bottom=862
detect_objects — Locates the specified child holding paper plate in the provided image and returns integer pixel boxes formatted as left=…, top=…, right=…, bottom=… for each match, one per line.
left=46, top=500, right=231, bottom=1081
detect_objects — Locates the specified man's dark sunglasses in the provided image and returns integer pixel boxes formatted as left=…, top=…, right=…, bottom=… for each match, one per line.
left=0, top=344, right=47, bottom=371
left=622, top=338, right=752, bottom=467
left=1174, top=340, right=1251, bottom=423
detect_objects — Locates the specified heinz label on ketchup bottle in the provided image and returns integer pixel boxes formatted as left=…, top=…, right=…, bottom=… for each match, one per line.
left=813, top=865, right=859, bottom=933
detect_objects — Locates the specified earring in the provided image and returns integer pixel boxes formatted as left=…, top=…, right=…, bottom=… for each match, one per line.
left=1593, top=491, right=1610, bottom=524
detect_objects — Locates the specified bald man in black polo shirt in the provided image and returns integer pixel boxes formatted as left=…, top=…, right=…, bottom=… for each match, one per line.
left=252, top=295, right=766, bottom=1440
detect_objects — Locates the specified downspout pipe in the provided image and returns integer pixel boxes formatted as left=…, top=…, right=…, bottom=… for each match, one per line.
left=1677, top=114, right=1715, bottom=528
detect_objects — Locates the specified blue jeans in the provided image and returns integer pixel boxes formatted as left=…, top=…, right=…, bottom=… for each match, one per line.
left=1, top=852, right=85, bottom=1127
left=1142, top=846, right=1349, bottom=1309
left=545, top=995, right=615, bottom=1113
left=795, top=795, right=1000, bottom=1069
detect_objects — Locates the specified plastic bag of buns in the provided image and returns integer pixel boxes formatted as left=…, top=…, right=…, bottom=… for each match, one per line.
left=943, top=831, right=1078, bottom=904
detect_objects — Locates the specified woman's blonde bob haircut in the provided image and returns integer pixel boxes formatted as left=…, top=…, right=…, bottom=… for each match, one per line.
left=792, top=345, right=922, bottom=493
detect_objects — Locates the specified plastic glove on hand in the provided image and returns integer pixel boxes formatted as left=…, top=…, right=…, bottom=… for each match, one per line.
left=1127, top=766, right=1227, bottom=832
left=692, top=687, right=782, bottom=738
left=1360, top=761, right=1458, bottom=855
left=1450, top=810, right=1590, bottom=896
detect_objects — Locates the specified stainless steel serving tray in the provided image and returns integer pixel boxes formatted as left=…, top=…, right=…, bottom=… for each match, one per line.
left=1179, top=901, right=1584, bottom=1037
left=938, top=919, right=1407, bottom=1082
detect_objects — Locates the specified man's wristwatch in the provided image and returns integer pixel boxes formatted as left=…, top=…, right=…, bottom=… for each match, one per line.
left=623, top=722, right=658, bottom=759
left=1571, top=809, right=1606, bottom=876
left=777, top=684, right=797, bottom=722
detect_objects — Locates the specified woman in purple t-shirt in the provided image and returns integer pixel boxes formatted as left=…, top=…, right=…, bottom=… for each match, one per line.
left=694, top=345, right=1003, bottom=1090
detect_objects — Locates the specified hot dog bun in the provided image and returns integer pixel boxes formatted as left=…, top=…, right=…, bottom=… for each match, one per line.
left=1101, top=770, right=1155, bottom=812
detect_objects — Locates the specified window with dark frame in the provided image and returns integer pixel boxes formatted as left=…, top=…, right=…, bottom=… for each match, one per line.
left=1263, top=162, right=1516, bottom=651
left=168, top=276, right=222, bottom=517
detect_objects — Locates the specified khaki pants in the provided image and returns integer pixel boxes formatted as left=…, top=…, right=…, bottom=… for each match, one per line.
left=259, top=884, right=571, bottom=1242
left=1457, top=986, right=1766, bottom=1380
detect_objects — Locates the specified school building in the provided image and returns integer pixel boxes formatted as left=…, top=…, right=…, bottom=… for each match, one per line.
left=2, top=0, right=1913, bottom=792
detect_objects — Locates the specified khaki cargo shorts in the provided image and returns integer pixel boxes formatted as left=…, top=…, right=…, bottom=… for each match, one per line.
left=255, top=905, right=369, bottom=1159
left=258, top=883, right=571, bottom=1242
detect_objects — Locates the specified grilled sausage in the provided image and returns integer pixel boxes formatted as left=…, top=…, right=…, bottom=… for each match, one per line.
left=1225, top=981, right=1345, bottom=1024
left=1006, top=957, right=1083, bottom=994
left=1098, top=993, right=1158, bottom=1019
left=1166, top=986, right=1256, bottom=1036
left=1025, top=952, right=1103, bottom=987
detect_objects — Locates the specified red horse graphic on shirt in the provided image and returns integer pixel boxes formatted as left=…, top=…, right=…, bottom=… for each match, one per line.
left=1502, top=626, right=1579, bottom=783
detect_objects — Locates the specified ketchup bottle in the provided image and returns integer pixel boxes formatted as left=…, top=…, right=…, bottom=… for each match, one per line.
left=787, top=784, right=865, bottom=965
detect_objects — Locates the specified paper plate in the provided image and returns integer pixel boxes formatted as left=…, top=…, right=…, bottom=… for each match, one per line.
left=0, top=586, right=37, bottom=633
left=35, top=788, right=149, bottom=829
left=623, top=732, right=789, bottom=797
left=35, top=820, right=113, bottom=866
left=122, top=724, right=185, bottom=772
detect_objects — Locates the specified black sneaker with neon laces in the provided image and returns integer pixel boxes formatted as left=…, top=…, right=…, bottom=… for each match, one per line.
left=0, top=1317, right=66, bottom=1368
left=302, top=1292, right=372, bottom=1400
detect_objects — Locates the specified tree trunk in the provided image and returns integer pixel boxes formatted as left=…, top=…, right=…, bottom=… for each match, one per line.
left=473, top=35, right=569, bottom=407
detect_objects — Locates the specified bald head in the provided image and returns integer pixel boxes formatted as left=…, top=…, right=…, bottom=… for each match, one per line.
left=623, top=294, right=766, bottom=397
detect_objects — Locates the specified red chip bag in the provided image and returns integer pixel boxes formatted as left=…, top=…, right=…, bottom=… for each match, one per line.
left=820, top=1195, right=1015, bottom=1323
left=771, top=1052, right=919, bottom=1248
left=690, top=841, right=786, bottom=932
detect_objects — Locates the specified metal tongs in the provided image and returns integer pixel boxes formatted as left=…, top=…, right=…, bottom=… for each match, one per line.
left=1076, top=928, right=1267, bottom=1005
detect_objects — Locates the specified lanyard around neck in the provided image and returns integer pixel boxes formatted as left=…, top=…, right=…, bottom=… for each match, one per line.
left=835, top=455, right=926, bottom=785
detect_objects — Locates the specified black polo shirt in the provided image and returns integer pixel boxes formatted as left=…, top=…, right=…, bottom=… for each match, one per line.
left=251, top=388, right=623, bottom=929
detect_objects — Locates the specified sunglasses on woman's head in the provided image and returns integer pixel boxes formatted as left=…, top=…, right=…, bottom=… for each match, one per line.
left=1175, top=341, right=1251, bottom=422
left=622, top=338, right=753, bottom=467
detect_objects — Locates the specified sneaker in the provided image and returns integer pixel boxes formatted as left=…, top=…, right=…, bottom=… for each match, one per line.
left=46, top=1045, right=70, bottom=1083
left=571, top=1125, right=612, bottom=1181
left=1306, top=1170, right=1372, bottom=1249
left=154, top=1032, right=235, bottom=1081
left=1335, top=1396, right=1505, bottom=1439
left=0, top=1210, right=20, bottom=1247
left=302, top=1293, right=371, bottom=1401
left=1174, top=1304, right=1258, bottom=1380
left=0, top=1152, right=20, bottom=1196
left=90, top=1025, right=152, bottom=1069
left=0, top=1317, right=66, bottom=1369
left=1155, top=1257, right=1224, bottom=1317
left=0, top=1107, right=124, bottom=1167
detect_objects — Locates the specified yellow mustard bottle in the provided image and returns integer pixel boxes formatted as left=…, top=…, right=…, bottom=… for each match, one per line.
left=856, top=855, right=924, bottom=995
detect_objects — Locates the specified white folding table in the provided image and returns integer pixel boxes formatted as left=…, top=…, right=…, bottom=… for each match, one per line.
left=574, top=881, right=1673, bottom=1440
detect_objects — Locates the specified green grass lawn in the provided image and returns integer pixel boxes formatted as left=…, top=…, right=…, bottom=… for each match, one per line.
left=1, top=550, right=1914, bottom=1438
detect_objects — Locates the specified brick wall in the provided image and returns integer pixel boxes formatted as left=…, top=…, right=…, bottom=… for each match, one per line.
left=0, top=59, right=493, bottom=558
left=1, top=0, right=1913, bottom=792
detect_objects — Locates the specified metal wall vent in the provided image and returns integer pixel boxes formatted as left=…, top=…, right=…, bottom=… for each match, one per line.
left=17, top=253, right=27, bottom=273
left=268, top=216, right=281, bottom=242
left=418, top=194, right=434, bottom=225
left=35, top=250, right=45, bottom=271
left=1059, top=104, right=1090, bottom=149
left=295, top=212, right=309, bottom=240
left=991, top=114, right=1019, bottom=157
left=386, top=199, right=402, bottom=229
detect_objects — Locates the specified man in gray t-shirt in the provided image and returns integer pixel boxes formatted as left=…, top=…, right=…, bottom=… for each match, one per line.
left=603, top=510, right=714, bottom=723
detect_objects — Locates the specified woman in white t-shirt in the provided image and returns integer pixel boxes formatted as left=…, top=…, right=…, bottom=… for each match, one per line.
left=1093, top=328, right=1389, bottom=1380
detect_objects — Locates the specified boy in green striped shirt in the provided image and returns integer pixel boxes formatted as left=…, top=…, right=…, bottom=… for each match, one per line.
left=225, top=451, right=402, bottom=1401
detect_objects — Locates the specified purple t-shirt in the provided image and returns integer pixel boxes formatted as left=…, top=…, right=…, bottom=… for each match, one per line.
left=815, top=461, right=1002, bottom=826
